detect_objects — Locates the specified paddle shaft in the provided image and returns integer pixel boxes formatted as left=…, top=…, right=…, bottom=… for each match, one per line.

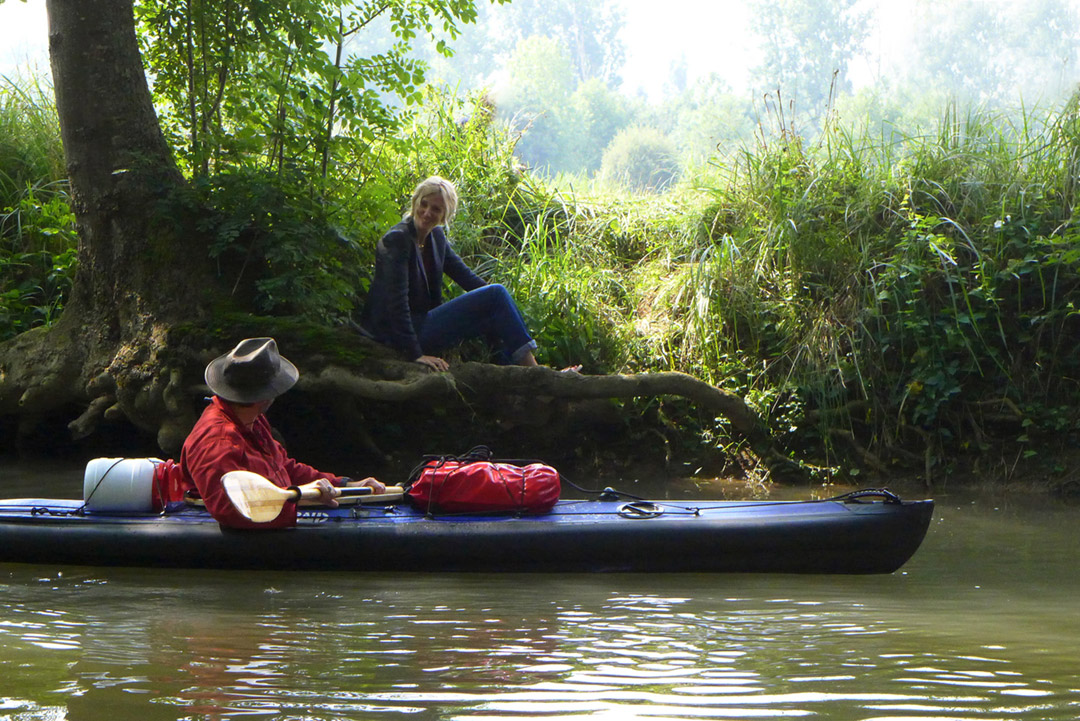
left=295, top=484, right=404, bottom=502
left=296, top=485, right=370, bottom=500
left=222, top=470, right=405, bottom=523
left=298, top=485, right=405, bottom=505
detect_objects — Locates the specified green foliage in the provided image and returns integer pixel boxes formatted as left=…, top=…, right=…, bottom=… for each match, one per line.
left=564, top=79, right=634, bottom=174
left=0, top=73, right=66, bottom=197
left=668, top=73, right=755, bottom=163
left=496, top=26, right=637, bottom=177
left=0, top=74, right=76, bottom=342
left=908, top=0, right=1080, bottom=105
left=487, top=178, right=638, bottom=370
left=667, top=97, right=1080, bottom=468
left=0, top=181, right=78, bottom=341
left=497, top=0, right=626, bottom=85
left=600, top=126, right=681, bottom=192
left=134, top=0, right=501, bottom=184
left=499, top=35, right=576, bottom=172
left=180, top=168, right=368, bottom=321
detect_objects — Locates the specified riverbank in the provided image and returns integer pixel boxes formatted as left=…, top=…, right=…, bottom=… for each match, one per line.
left=6, top=74, right=1080, bottom=481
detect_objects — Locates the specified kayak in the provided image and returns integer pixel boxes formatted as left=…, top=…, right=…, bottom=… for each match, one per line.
left=0, top=489, right=933, bottom=574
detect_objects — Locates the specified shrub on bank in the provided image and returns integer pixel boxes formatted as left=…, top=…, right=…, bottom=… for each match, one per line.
left=600, top=126, right=681, bottom=193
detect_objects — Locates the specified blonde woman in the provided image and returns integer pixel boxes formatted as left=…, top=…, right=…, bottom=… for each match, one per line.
left=361, top=176, right=546, bottom=372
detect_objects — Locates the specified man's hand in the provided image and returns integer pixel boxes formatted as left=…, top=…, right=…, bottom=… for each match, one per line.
left=298, top=478, right=341, bottom=507
left=345, top=476, right=387, bottom=494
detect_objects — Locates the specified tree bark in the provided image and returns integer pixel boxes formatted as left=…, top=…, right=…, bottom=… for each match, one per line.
left=1, top=0, right=217, bottom=451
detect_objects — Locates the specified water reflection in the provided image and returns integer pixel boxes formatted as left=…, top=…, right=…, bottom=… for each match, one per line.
left=1, top=564, right=1076, bottom=720
left=1, top=467, right=1079, bottom=719
left=351, top=589, right=1070, bottom=720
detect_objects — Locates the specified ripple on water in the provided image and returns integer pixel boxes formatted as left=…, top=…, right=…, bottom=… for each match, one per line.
left=339, top=591, right=1077, bottom=720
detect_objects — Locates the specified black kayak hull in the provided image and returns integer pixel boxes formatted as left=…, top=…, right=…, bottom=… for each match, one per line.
left=0, top=496, right=934, bottom=574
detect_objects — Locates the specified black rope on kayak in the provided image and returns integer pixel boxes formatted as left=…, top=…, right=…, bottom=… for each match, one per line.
left=404, top=444, right=494, bottom=484
left=26, top=505, right=84, bottom=517
left=618, top=501, right=665, bottom=519
left=563, top=479, right=643, bottom=502
left=828, top=488, right=902, bottom=504
left=403, top=446, right=497, bottom=517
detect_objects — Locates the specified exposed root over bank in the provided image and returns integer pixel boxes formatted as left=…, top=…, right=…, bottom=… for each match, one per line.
left=1, top=324, right=804, bottom=482
left=306, top=361, right=803, bottom=481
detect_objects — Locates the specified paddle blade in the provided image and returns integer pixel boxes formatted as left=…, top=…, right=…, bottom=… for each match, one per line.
left=222, top=470, right=294, bottom=523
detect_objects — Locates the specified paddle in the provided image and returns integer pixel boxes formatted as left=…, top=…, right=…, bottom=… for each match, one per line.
left=222, top=470, right=404, bottom=523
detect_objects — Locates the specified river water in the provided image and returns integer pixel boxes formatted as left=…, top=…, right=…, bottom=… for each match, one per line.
left=0, top=459, right=1078, bottom=720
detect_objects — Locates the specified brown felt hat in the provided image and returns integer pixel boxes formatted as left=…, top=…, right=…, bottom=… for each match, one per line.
left=204, top=337, right=298, bottom=404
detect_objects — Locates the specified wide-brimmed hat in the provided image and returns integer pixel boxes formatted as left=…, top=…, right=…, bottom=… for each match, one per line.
left=204, top=337, right=298, bottom=404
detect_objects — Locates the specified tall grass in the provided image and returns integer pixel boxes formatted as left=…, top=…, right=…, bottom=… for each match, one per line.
left=0, top=72, right=66, bottom=195
left=459, top=94, right=1080, bottom=474
left=0, top=72, right=76, bottom=342
left=631, top=95, right=1080, bottom=472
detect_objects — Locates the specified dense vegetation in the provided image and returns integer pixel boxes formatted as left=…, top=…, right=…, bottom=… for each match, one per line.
left=0, top=74, right=75, bottom=340
left=4, top=0, right=1080, bottom=484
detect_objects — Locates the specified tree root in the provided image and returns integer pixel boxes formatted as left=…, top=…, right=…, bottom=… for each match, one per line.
left=69, top=394, right=115, bottom=440
left=2, top=323, right=804, bottom=482
left=305, top=362, right=805, bottom=482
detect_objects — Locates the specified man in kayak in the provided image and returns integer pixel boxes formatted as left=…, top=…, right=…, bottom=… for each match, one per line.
left=180, top=337, right=385, bottom=528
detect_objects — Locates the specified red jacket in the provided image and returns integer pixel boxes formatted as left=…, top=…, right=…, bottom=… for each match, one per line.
left=179, top=397, right=344, bottom=529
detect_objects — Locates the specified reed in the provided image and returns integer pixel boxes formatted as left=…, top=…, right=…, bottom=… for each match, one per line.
left=0, top=72, right=75, bottom=342
left=0, top=72, right=66, bottom=199
left=465, top=94, right=1080, bottom=473
left=631, top=97, right=1080, bottom=472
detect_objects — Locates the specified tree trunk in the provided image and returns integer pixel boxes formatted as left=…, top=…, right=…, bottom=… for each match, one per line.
left=0, top=0, right=219, bottom=452
left=48, top=0, right=193, bottom=312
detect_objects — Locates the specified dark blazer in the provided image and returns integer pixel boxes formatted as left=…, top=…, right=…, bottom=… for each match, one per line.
left=361, top=218, right=485, bottom=360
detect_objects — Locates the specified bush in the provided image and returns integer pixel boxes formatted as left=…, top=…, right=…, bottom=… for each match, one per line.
left=600, top=126, right=681, bottom=192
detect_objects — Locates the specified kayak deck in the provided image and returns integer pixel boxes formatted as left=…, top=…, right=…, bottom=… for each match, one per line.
left=0, top=495, right=934, bottom=574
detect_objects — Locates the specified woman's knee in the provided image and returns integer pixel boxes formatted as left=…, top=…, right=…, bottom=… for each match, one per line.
left=470, top=283, right=512, bottom=309
left=480, top=283, right=510, bottom=298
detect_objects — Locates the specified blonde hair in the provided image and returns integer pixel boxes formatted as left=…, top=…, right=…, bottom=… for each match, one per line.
left=409, top=176, right=459, bottom=225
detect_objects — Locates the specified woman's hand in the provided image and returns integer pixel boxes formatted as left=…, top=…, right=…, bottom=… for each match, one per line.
left=345, top=476, right=387, bottom=494
left=416, top=355, right=449, bottom=372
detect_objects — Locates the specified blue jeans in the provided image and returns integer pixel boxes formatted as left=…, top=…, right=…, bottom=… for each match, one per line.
left=418, top=284, right=538, bottom=364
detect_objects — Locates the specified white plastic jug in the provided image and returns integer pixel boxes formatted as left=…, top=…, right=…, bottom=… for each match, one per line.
left=83, top=458, right=160, bottom=512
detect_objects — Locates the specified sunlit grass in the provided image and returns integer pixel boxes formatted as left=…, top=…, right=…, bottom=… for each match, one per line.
left=0, top=71, right=76, bottom=342
left=0, top=71, right=65, bottom=199
left=456, top=95, right=1080, bottom=471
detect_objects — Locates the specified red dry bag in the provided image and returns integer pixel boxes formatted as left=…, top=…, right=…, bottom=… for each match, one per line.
left=407, top=458, right=561, bottom=514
